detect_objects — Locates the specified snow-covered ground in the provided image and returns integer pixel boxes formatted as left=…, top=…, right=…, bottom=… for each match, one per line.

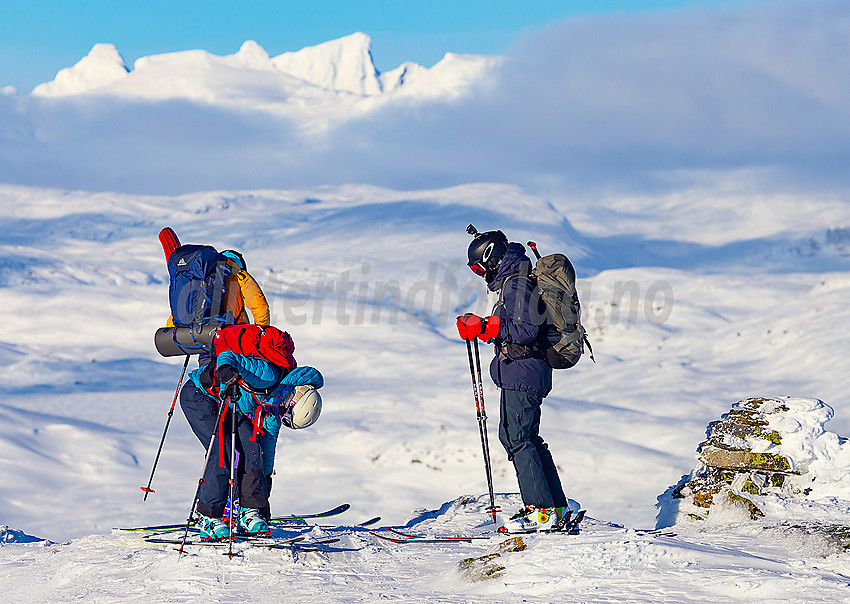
left=3, top=495, right=850, bottom=603
left=2, top=180, right=850, bottom=600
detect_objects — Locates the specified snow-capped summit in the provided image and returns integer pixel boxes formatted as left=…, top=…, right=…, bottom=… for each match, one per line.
left=387, top=52, right=502, bottom=100
left=32, top=43, right=129, bottom=97
left=379, top=61, right=427, bottom=93
left=230, top=40, right=273, bottom=70
left=271, top=32, right=383, bottom=96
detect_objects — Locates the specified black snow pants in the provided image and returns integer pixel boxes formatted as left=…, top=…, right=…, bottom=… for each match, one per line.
left=498, top=388, right=567, bottom=509
left=180, top=381, right=269, bottom=518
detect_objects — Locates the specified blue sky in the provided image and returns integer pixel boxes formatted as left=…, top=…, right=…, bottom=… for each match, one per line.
left=2, top=0, right=748, bottom=92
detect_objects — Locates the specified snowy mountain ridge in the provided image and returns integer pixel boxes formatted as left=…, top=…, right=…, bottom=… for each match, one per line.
left=30, top=43, right=131, bottom=97
left=271, top=32, right=382, bottom=95
left=29, top=33, right=498, bottom=109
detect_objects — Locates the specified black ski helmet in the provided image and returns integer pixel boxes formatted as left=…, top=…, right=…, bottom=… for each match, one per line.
left=466, top=224, right=507, bottom=281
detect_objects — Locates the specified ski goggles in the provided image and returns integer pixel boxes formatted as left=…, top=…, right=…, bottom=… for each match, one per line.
left=469, top=262, right=487, bottom=277
left=280, top=399, right=295, bottom=429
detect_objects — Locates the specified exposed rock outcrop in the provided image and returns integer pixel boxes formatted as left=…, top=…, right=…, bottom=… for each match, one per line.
left=658, top=396, right=850, bottom=551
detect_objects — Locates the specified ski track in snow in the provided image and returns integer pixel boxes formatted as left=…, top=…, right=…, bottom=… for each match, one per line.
left=2, top=182, right=850, bottom=600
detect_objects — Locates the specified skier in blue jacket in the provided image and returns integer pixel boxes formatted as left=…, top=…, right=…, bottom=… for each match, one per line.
left=179, top=350, right=323, bottom=541
left=459, top=227, right=575, bottom=532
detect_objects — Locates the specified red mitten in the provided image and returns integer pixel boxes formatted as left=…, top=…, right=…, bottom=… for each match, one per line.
left=456, top=316, right=468, bottom=340
left=479, top=316, right=501, bottom=342
left=457, top=313, right=485, bottom=340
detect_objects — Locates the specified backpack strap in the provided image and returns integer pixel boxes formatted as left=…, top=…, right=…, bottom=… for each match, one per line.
left=217, top=401, right=228, bottom=468
left=247, top=391, right=267, bottom=443
left=583, top=332, right=596, bottom=363
left=494, top=270, right=534, bottom=314
left=493, top=270, right=544, bottom=361
left=207, top=258, right=232, bottom=325
left=235, top=365, right=285, bottom=395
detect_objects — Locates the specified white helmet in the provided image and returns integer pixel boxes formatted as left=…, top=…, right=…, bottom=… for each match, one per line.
left=282, top=385, right=322, bottom=429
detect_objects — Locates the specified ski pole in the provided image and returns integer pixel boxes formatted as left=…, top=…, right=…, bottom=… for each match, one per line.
left=465, top=338, right=499, bottom=524
left=226, top=401, right=238, bottom=559
left=141, top=355, right=191, bottom=500
left=472, top=338, right=499, bottom=520
left=178, top=393, right=230, bottom=558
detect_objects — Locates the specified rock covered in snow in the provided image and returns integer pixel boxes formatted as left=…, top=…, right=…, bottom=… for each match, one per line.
left=659, top=397, right=850, bottom=529
left=32, top=44, right=129, bottom=97
left=458, top=535, right=526, bottom=582
left=0, top=525, right=47, bottom=545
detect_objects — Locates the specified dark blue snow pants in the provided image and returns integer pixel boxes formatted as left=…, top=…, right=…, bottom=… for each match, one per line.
left=498, top=389, right=567, bottom=509
left=180, top=382, right=268, bottom=518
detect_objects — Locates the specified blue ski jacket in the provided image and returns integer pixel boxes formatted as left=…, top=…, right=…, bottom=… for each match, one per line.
left=189, top=352, right=323, bottom=474
left=487, top=242, right=552, bottom=397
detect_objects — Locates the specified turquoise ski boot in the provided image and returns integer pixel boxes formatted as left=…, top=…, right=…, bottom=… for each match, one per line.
left=198, top=514, right=231, bottom=541
left=238, top=507, right=271, bottom=536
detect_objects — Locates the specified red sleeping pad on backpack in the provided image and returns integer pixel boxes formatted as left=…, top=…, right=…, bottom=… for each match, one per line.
left=159, top=227, right=181, bottom=260
left=213, top=324, right=296, bottom=370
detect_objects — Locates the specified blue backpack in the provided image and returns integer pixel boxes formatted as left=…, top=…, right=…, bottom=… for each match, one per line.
left=167, top=245, right=234, bottom=329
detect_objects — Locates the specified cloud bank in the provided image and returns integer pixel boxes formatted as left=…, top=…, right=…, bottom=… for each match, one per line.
left=0, top=0, right=847, bottom=195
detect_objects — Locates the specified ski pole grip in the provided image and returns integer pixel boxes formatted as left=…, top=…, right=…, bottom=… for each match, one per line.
left=527, top=241, right=542, bottom=260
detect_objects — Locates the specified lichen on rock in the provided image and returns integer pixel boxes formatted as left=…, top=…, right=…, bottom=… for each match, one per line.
left=657, top=396, right=850, bottom=539
left=457, top=536, right=526, bottom=582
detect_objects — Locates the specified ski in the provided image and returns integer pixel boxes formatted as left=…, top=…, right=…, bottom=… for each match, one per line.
left=149, top=515, right=379, bottom=536
left=354, top=515, right=382, bottom=527
left=119, top=503, right=351, bottom=533
left=630, top=528, right=677, bottom=537
left=370, top=530, right=475, bottom=544
left=120, top=522, right=197, bottom=533
left=387, top=528, right=491, bottom=541
left=272, top=515, right=382, bottom=529
left=127, top=514, right=374, bottom=538
left=564, top=509, right=586, bottom=533
left=270, top=503, right=351, bottom=523
left=145, top=535, right=306, bottom=547
left=249, top=537, right=340, bottom=549
left=145, top=534, right=339, bottom=549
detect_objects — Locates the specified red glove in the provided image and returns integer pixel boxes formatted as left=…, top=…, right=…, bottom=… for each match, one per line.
left=456, top=313, right=485, bottom=341
left=479, top=316, right=501, bottom=342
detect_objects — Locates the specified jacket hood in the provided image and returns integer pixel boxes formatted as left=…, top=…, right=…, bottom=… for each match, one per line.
left=488, top=242, right=531, bottom=292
